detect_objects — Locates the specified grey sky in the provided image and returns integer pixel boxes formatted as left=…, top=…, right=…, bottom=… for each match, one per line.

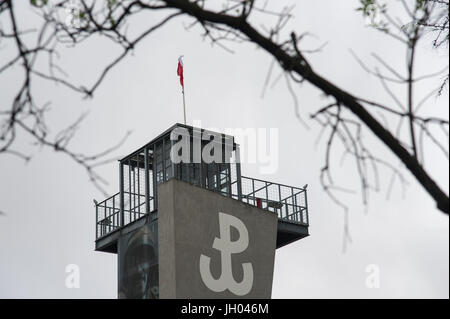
left=0, top=0, right=448, bottom=298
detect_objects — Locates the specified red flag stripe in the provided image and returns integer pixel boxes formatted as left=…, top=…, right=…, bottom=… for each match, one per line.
left=177, top=56, right=184, bottom=89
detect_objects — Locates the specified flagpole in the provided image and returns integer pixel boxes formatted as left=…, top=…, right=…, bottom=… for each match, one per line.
left=182, top=87, right=186, bottom=125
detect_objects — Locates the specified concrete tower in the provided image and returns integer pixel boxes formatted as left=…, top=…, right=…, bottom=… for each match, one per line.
left=94, top=124, right=309, bottom=298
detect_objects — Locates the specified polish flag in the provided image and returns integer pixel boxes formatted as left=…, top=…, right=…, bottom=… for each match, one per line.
left=177, top=56, right=184, bottom=90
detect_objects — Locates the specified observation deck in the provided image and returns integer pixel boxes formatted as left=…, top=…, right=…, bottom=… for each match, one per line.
left=94, top=124, right=309, bottom=253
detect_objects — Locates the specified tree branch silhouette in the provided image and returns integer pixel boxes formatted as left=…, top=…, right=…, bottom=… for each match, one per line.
left=0, top=0, right=448, bottom=214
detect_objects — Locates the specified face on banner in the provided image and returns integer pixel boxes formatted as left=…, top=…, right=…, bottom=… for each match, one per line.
left=118, top=222, right=159, bottom=299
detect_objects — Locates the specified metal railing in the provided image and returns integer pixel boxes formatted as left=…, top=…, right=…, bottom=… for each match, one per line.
left=240, top=176, right=308, bottom=225
left=168, top=175, right=309, bottom=226
left=95, top=191, right=154, bottom=239
left=96, top=175, right=308, bottom=240
left=95, top=192, right=120, bottom=239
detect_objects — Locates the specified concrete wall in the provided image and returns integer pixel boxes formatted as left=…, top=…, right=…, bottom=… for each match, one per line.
left=158, top=179, right=278, bottom=299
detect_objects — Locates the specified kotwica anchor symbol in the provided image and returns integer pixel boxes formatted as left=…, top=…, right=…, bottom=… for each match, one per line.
left=199, top=212, right=253, bottom=296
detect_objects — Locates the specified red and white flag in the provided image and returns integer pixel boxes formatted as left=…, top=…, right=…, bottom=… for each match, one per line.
left=177, top=56, right=184, bottom=90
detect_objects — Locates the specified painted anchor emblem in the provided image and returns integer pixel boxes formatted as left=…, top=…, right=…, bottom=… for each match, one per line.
left=199, top=212, right=253, bottom=296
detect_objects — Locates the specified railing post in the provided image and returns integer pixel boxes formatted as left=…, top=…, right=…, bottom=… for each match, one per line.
left=303, top=189, right=308, bottom=225
left=236, top=165, right=242, bottom=201
left=128, top=160, right=132, bottom=222
left=162, top=138, right=166, bottom=181
left=112, top=196, right=116, bottom=229
left=120, top=162, right=124, bottom=227
left=131, top=160, right=135, bottom=221
left=278, top=184, right=282, bottom=218
left=235, top=145, right=242, bottom=201
left=265, top=182, right=269, bottom=210
left=137, top=155, right=140, bottom=216
left=95, top=202, right=98, bottom=240
left=293, top=191, right=299, bottom=221
left=291, top=187, right=295, bottom=219
left=105, top=205, right=108, bottom=234
left=251, top=178, right=255, bottom=205
left=145, top=147, right=150, bottom=214
left=153, top=143, right=158, bottom=211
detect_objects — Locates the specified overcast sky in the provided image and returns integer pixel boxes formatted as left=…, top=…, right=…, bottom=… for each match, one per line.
left=0, top=0, right=448, bottom=298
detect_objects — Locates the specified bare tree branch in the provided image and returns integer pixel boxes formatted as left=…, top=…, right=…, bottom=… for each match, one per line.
left=0, top=0, right=448, bottom=216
